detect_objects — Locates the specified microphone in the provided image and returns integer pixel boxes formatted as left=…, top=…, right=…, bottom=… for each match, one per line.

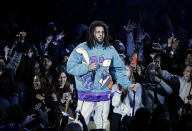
left=90, top=62, right=98, bottom=81
left=91, top=70, right=96, bottom=81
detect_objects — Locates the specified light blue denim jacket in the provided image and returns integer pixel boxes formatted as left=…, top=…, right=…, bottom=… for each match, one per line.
left=67, top=42, right=131, bottom=101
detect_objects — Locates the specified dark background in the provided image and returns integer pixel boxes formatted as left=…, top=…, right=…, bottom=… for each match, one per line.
left=1, top=0, right=192, bottom=43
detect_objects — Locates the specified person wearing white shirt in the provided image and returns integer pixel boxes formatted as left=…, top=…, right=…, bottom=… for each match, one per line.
left=110, top=64, right=143, bottom=131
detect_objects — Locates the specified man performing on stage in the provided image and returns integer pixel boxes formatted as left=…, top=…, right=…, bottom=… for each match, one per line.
left=67, top=21, right=138, bottom=130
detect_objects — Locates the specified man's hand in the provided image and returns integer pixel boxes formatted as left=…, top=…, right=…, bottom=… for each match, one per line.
left=88, top=63, right=97, bottom=71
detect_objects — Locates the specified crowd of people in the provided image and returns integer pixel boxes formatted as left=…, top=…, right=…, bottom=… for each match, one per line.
left=0, top=18, right=192, bottom=131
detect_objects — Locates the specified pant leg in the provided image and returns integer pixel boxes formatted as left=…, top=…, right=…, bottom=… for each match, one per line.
left=94, top=101, right=103, bottom=129
left=102, top=100, right=110, bottom=129
left=94, top=101, right=110, bottom=129
left=76, top=100, right=84, bottom=112
left=110, top=113, right=122, bottom=131
left=79, top=100, right=95, bottom=125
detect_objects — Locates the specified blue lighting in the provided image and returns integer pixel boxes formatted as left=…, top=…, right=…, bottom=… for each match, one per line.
left=94, top=2, right=97, bottom=6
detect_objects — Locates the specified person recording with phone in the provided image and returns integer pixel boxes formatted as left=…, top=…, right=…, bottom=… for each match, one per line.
left=161, top=64, right=192, bottom=117
left=111, top=61, right=143, bottom=131
left=142, top=54, right=173, bottom=119
left=52, top=65, right=77, bottom=120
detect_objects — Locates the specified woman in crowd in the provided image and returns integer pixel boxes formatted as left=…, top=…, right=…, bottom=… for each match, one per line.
left=110, top=61, right=143, bottom=131
left=52, top=65, right=77, bottom=120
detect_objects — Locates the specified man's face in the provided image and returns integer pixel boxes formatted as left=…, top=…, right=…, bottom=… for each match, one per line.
left=94, top=26, right=105, bottom=44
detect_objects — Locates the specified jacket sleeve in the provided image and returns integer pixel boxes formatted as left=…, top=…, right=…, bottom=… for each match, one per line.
left=67, top=48, right=89, bottom=77
left=161, top=70, right=173, bottom=81
left=6, top=51, right=22, bottom=74
left=157, top=79, right=173, bottom=95
left=112, top=90, right=122, bottom=107
left=110, top=47, right=131, bottom=89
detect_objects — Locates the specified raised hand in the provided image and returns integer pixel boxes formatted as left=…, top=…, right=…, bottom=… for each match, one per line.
left=16, top=31, right=27, bottom=43
left=167, top=34, right=174, bottom=47
left=123, top=20, right=137, bottom=33
left=56, top=31, right=65, bottom=41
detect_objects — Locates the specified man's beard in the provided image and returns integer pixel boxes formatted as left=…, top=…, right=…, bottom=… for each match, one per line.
left=95, top=38, right=104, bottom=44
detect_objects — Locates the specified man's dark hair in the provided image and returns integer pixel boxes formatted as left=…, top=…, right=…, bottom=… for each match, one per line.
left=86, top=21, right=111, bottom=49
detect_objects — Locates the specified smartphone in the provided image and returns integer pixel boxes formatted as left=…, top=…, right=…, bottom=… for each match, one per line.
left=131, top=58, right=137, bottom=65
